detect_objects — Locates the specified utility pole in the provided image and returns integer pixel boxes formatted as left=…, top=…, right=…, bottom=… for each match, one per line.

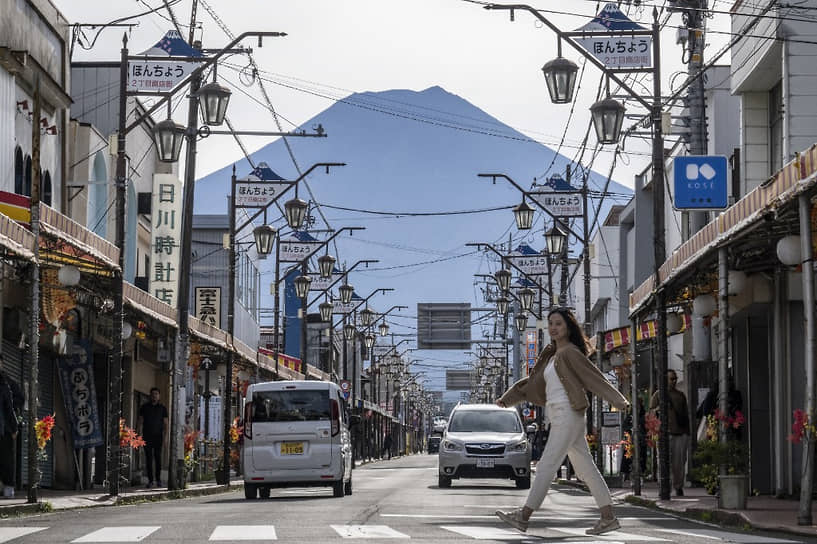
left=108, top=35, right=129, bottom=497
left=26, top=74, right=41, bottom=504
left=683, top=0, right=709, bottom=236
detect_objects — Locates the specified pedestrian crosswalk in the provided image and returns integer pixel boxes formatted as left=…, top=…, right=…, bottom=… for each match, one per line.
left=0, top=524, right=803, bottom=543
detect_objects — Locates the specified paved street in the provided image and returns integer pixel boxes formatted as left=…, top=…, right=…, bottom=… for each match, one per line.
left=0, top=455, right=809, bottom=543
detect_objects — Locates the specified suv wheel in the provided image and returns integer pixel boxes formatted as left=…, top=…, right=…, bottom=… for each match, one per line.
left=244, top=483, right=258, bottom=500
left=259, top=486, right=271, bottom=499
left=332, top=479, right=345, bottom=497
left=344, top=477, right=353, bottom=495
left=438, top=474, right=452, bottom=488
left=515, top=476, right=531, bottom=489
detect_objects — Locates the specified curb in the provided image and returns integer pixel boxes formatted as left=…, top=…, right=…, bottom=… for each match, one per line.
left=560, top=479, right=816, bottom=539
left=0, top=483, right=242, bottom=518
left=116, top=481, right=243, bottom=506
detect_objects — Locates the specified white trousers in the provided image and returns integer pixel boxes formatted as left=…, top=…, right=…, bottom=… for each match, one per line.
left=525, top=402, right=612, bottom=510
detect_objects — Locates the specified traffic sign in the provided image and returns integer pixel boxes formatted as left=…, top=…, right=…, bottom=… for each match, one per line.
left=522, top=407, right=531, bottom=418
left=200, top=357, right=215, bottom=371
left=673, top=155, right=729, bottom=210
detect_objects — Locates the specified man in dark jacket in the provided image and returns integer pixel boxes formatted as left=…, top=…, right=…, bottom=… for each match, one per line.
left=0, top=354, right=22, bottom=498
left=650, top=370, right=690, bottom=496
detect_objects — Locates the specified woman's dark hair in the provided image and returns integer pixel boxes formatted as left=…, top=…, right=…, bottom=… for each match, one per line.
left=548, top=307, right=591, bottom=356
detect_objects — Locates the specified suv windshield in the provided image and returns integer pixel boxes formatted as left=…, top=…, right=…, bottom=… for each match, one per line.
left=251, top=390, right=329, bottom=422
left=447, top=410, right=522, bottom=433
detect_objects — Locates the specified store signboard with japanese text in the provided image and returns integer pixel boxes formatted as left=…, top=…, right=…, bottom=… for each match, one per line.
left=309, top=272, right=342, bottom=292
left=279, top=238, right=323, bottom=262
left=333, top=300, right=357, bottom=314
left=507, top=253, right=549, bottom=276
left=127, top=30, right=202, bottom=93
left=529, top=191, right=583, bottom=217
left=575, top=36, right=651, bottom=69
left=195, top=287, right=221, bottom=327
left=574, top=3, right=652, bottom=69
left=149, top=173, right=183, bottom=306
left=235, top=182, right=292, bottom=208
left=57, top=341, right=104, bottom=450
left=526, top=331, right=538, bottom=375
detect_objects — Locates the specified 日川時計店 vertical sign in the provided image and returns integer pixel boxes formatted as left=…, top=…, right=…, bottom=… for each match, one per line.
left=150, top=174, right=183, bottom=306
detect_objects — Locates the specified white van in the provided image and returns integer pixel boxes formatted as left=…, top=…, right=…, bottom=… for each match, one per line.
left=241, top=380, right=353, bottom=499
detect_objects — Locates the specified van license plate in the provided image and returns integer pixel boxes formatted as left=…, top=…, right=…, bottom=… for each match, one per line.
left=476, top=458, right=494, bottom=468
left=281, top=442, right=304, bottom=455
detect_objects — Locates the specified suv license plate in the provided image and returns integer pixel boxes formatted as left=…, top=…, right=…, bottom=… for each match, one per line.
left=281, top=442, right=304, bottom=455
left=476, top=458, right=495, bottom=468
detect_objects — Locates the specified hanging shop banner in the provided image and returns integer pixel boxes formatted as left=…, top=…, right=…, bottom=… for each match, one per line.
left=529, top=191, right=583, bottom=217
left=309, top=272, right=342, bottom=292
left=149, top=174, right=183, bottom=306
left=508, top=253, right=549, bottom=276
left=57, top=341, right=104, bottom=450
left=279, top=238, right=323, bottom=262
left=235, top=182, right=292, bottom=208
left=195, top=286, right=221, bottom=328
left=333, top=300, right=357, bottom=314
left=574, top=3, right=652, bottom=69
left=127, top=30, right=202, bottom=92
left=526, top=330, right=537, bottom=375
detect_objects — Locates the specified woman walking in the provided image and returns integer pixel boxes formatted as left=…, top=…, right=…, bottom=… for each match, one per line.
left=495, top=308, right=629, bottom=535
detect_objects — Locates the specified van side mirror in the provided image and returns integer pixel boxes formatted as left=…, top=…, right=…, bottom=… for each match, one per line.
left=349, top=414, right=361, bottom=427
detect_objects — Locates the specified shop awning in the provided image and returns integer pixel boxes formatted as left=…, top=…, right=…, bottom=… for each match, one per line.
left=630, top=143, right=817, bottom=315
left=188, top=315, right=231, bottom=350
left=39, top=203, right=120, bottom=272
left=123, top=282, right=178, bottom=328
left=602, top=313, right=691, bottom=352
left=0, top=212, right=35, bottom=261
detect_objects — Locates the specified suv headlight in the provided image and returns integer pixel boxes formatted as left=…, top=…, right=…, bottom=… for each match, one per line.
left=508, top=440, right=528, bottom=452
left=443, top=440, right=462, bottom=452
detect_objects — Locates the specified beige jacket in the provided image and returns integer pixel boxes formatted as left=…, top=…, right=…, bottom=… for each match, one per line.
left=499, top=343, right=628, bottom=411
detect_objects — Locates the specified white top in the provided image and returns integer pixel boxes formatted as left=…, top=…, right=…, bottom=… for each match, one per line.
left=543, top=356, right=570, bottom=405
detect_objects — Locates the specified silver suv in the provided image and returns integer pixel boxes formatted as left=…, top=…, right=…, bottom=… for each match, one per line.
left=438, top=404, right=531, bottom=489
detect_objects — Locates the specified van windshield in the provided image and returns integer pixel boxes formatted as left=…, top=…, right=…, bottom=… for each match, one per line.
left=251, top=390, right=330, bottom=422
left=447, top=410, right=521, bottom=433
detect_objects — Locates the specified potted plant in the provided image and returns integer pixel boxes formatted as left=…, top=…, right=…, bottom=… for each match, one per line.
left=690, top=409, right=748, bottom=509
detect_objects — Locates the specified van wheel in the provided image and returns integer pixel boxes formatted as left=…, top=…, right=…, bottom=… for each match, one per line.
left=244, top=483, right=258, bottom=500
left=344, top=477, right=352, bottom=496
left=259, top=487, right=271, bottom=499
left=438, top=475, right=452, bottom=488
left=332, top=479, right=345, bottom=497
left=515, top=476, right=531, bottom=489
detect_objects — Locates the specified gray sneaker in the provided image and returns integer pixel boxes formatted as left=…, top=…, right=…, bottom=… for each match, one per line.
left=495, top=508, right=529, bottom=532
left=586, top=517, right=620, bottom=535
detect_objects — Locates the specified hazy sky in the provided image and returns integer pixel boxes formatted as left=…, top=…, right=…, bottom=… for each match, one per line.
left=58, top=0, right=733, bottom=188
left=55, top=0, right=734, bottom=395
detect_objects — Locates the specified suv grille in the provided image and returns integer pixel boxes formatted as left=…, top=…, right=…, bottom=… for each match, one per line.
left=465, top=443, right=505, bottom=455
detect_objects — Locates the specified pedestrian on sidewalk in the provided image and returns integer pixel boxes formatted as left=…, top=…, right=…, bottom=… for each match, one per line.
left=138, top=387, right=168, bottom=488
left=382, top=431, right=392, bottom=460
left=0, top=355, right=22, bottom=499
left=495, top=308, right=630, bottom=536
left=650, top=369, right=690, bottom=496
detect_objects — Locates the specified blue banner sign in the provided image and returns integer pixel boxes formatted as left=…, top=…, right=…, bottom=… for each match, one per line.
left=673, top=155, right=729, bottom=209
left=58, top=341, right=104, bottom=450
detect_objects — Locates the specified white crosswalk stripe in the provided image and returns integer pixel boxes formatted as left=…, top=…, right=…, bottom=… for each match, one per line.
left=440, top=526, right=529, bottom=540
left=209, top=525, right=277, bottom=541
left=71, top=527, right=161, bottom=542
left=330, top=525, right=409, bottom=538
left=655, top=528, right=801, bottom=543
left=553, top=527, right=670, bottom=541
left=0, top=528, right=48, bottom=543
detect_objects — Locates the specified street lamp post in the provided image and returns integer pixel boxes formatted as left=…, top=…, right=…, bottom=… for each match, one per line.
left=482, top=1, right=667, bottom=498
left=113, top=31, right=327, bottom=493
